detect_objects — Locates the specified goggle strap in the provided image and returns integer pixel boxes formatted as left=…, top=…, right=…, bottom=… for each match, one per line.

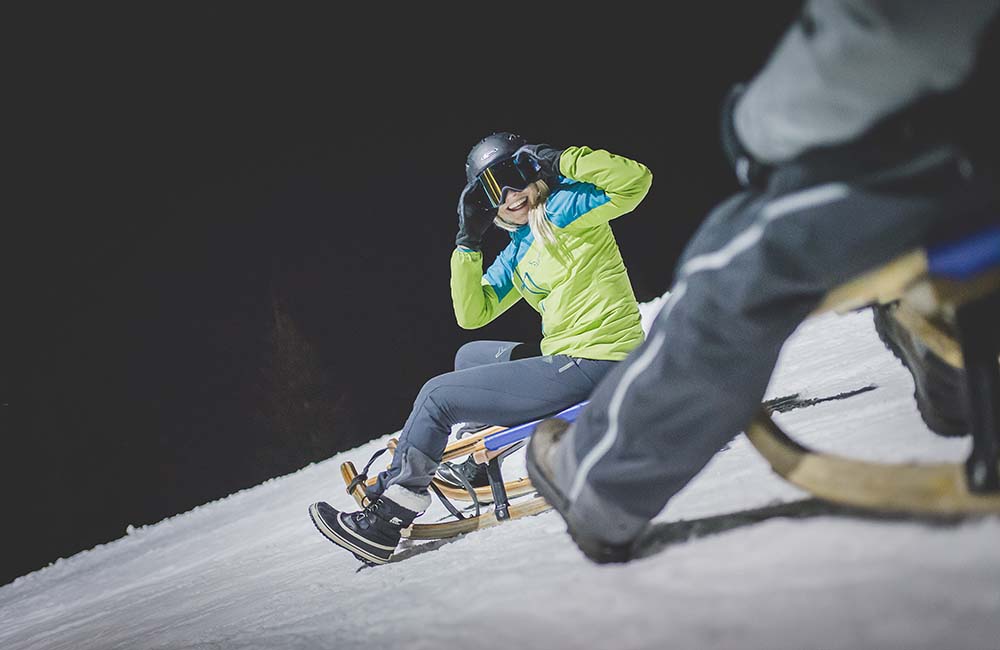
left=480, top=167, right=504, bottom=205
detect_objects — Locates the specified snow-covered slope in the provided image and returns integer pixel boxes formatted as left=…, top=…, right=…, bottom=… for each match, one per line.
left=2, top=305, right=999, bottom=650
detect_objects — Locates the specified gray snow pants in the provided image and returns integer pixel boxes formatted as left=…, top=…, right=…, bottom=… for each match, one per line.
left=565, top=155, right=997, bottom=523
left=370, top=340, right=617, bottom=497
left=556, top=0, right=1000, bottom=536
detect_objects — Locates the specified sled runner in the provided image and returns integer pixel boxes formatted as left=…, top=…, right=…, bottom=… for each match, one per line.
left=339, top=402, right=590, bottom=539
left=747, top=223, right=1000, bottom=515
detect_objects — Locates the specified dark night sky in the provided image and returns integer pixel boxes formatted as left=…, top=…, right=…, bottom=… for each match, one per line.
left=3, top=4, right=805, bottom=585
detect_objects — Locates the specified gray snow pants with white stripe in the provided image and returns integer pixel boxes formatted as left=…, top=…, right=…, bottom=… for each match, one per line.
left=369, top=341, right=617, bottom=497
left=566, top=155, right=996, bottom=521
left=560, top=0, right=1000, bottom=529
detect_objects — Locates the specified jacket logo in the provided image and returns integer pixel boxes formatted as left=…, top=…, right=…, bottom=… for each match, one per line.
left=481, top=148, right=498, bottom=161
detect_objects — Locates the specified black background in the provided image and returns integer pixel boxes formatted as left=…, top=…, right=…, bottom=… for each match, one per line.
left=2, top=4, right=808, bottom=585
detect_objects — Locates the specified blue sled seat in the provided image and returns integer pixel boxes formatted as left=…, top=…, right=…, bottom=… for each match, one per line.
left=927, top=224, right=1000, bottom=281
left=483, top=400, right=590, bottom=453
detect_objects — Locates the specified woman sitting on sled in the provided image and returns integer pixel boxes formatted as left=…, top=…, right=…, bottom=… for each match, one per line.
left=309, top=131, right=653, bottom=565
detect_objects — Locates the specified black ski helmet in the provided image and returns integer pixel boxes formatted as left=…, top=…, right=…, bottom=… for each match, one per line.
left=465, top=132, right=527, bottom=185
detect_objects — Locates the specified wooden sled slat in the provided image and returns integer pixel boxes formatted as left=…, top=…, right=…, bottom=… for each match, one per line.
left=402, top=497, right=553, bottom=540
left=432, top=477, right=537, bottom=502
left=813, top=245, right=1000, bottom=320
left=340, top=459, right=551, bottom=539
left=815, top=249, right=927, bottom=315
left=372, top=426, right=509, bottom=473
left=384, top=430, right=507, bottom=464
left=746, top=410, right=1000, bottom=515
left=379, top=436, right=535, bottom=502
left=890, top=301, right=964, bottom=369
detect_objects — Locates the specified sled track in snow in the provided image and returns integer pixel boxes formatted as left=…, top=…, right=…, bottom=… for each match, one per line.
left=763, top=384, right=878, bottom=414
left=633, top=497, right=971, bottom=560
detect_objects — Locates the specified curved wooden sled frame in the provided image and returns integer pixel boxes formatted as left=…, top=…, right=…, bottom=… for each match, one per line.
left=746, top=241, right=1000, bottom=515
left=746, top=410, right=1000, bottom=514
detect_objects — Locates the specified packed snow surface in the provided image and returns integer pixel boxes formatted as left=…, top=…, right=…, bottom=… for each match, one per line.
left=2, top=304, right=999, bottom=650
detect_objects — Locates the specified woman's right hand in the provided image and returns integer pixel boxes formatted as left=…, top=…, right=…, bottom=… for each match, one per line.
left=455, top=183, right=496, bottom=252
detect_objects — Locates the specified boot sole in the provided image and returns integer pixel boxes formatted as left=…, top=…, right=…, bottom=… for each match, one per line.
left=872, top=304, right=968, bottom=437
left=308, top=502, right=388, bottom=566
left=525, top=426, right=571, bottom=516
left=526, top=423, right=633, bottom=564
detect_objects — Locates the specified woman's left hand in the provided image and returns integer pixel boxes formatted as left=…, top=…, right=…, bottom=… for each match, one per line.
left=514, top=143, right=564, bottom=185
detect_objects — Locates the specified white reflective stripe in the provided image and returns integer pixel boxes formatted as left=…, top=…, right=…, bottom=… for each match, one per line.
left=681, top=184, right=848, bottom=277
left=681, top=224, right=765, bottom=275
left=569, top=331, right=667, bottom=501
left=567, top=182, right=850, bottom=500
left=558, top=361, right=575, bottom=373
left=760, top=183, right=849, bottom=222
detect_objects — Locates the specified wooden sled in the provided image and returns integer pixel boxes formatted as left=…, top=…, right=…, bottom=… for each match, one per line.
left=746, top=224, right=1000, bottom=515
left=341, top=461, right=552, bottom=540
left=339, top=402, right=590, bottom=539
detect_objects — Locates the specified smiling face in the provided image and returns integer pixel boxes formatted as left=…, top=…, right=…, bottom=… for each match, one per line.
left=497, top=183, right=541, bottom=225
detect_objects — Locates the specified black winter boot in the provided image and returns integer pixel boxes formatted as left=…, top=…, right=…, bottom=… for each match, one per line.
left=309, top=486, right=429, bottom=565
left=435, top=455, right=491, bottom=490
left=872, top=302, right=969, bottom=437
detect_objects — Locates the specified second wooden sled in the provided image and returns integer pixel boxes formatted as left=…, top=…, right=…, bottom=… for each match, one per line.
left=339, top=401, right=590, bottom=539
left=746, top=223, right=1000, bottom=515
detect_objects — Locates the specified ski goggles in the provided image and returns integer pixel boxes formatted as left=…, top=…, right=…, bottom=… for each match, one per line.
left=476, top=154, right=542, bottom=208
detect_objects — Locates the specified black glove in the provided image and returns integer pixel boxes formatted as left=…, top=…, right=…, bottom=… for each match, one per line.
left=514, top=143, right=565, bottom=187
left=719, top=83, right=773, bottom=189
left=455, top=182, right=496, bottom=251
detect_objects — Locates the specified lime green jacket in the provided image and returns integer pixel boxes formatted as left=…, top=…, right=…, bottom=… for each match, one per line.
left=451, top=146, right=652, bottom=361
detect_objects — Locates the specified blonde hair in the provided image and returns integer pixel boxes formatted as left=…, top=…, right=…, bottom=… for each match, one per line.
left=493, top=179, right=573, bottom=265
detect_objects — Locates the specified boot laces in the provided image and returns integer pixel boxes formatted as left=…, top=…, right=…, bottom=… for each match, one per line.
left=350, top=501, right=382, bottom=526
